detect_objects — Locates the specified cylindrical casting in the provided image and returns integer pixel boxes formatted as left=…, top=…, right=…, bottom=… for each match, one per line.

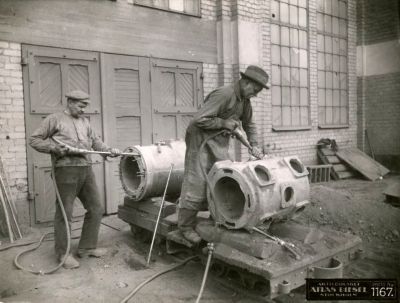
left=119, top=140, right=186, bottom=201
left=207, top=156, right=310, bottom=230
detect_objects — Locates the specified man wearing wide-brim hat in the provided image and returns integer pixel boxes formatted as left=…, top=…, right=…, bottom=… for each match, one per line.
left=29, top=90, right=121, bottom=269
left=177, top=65, right=270, bottom=243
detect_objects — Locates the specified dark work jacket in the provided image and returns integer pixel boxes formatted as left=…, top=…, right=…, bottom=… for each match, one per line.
left=179, top=81, right=259, bottom=210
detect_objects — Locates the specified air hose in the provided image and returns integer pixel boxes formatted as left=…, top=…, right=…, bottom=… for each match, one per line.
left=13, top=164, right=72, bottom=275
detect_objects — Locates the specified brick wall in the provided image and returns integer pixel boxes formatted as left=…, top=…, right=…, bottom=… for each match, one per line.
left=0, top=41, right=29, bottom=224
left=357, top=0, right=399, bottom=45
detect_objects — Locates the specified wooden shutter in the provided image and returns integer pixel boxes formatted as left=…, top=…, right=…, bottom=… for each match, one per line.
left=150, top=58, right=203, bottom=142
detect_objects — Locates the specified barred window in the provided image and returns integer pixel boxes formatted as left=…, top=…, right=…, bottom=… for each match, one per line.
left=134, top=0, right=200, bottom=16
left=271, top=0, right=310, bottom=130
left=317, top=0, right=348, bottom=128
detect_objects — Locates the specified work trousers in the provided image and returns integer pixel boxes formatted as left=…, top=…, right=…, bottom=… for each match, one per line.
left=53, top=166, right=103, bottom=256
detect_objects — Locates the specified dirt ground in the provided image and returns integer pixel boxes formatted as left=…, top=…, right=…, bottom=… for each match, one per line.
left=0, top=175, right=399, bottom=303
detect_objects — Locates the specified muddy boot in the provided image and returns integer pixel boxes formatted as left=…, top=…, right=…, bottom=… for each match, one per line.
left=178, top=208, right=201, bottom=244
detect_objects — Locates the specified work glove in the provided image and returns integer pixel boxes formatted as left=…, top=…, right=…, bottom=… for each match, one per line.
left=221, top=119, right=239, bottom=131
left=249, top=146, right=264, bottom=160
left=50, top=145, right=69, bottom=157
left=107, top=148, right=121, bottom=158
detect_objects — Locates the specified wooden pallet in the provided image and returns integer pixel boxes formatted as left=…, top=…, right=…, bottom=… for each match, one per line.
left=317, top=147, right=356, bottom=180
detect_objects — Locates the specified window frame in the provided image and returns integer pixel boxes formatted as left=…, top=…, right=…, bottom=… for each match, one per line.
left=134, top=0, right=201, bottom=18
left=316, top=0, right=349, bottom=129
left=270, top=0, right=311, bottom=132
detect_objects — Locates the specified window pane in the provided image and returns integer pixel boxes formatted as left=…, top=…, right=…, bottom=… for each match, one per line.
left=340, top=107, right=348, bottom=124
left=333, top=89, right=340, bottom=105
left=339, top=19, right=347, bottom=37
left=272, top=65, right=281, bottom=85
left=291, top=68, right=300, bottom=86
left=290, top=0, right=297, bottom=5
left=289, top=5, right=298, bottom=26
left=326, top=107, right=333, bottom=124
left=291, top=48, right=299, bottom=67
left=282, top=67, right=290, bottom=85
left=318, top=88, right=325, bottom=106
left=319, top=107, right=326, bottom=124
left=332, top=0, right=339, bottom=16
left=300, top=88, right=308, bottom=105
left=271, top=1, right=280, bottom=21
left=332, top=17, right=339, bottom=35
left=340, top=56, right=347, bottom=72
left=300, top=107, right=308, bottom=125
left=326, top=72, right=333, bottom=88
left=326, top=89, right=332, bottom=106
left=339, top=39, right=347, bottom=55
left=280, top=2, right=289, bottom=23
left=324, top=0, right=331, bottom=14
left=317, top=0, right=324, bottom=11
left=272, top=86, right=281, bottom=105
left=298, top=0, right=307, bottom=8
left=325, top=53, right=332, bottom=71
left=299, top=8, right=307, bottom=27
left=170, top=0, right=184, bottom=11
left=339, top=1, right=347, bottom=19
left=300, top=69, right=308, bottom=87
left=272, top=106, right=282, bottom=126
left=340, top=90, right=347, bottom=106
left=333, top=107, right=340, bottom=124
left=282, top=106, right=291, bottom=126
left=299, top=49, right=308, bottom=68
left=325, top=15, right=332, bottom=33
left=184, top=0, right=199, bottom=15
left=291, top=87, right=299, bottom=105
left=325, top=36, right=332, bottom=53
left=282, top=87, right=291, bottom=105
left=340, top=73, right=347, bottom=89
left=333, top=55, right=340, bottom=71
left=281, top=47, right=290, bottom=65
left=281, top=26, right=290, bottom=46
left=333, top=73, right=339, bottom=89
left=290, top=28, right=299, bottom=47
left=292, top=106, right=300, bottom=125
left=317, top=35, right=324, bottom=51
left=271, top=24, right=280, bottom=44
left=299, top=30, right=308, bottom=48
left=332, top=38, right=340, bottom=54
left=318, top=71, right=325, bottom=88
left=317, top=13, right=324, bottom=31
left=272, top=45, right=281, bottom=65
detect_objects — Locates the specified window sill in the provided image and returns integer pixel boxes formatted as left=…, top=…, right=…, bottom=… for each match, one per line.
left=318, top=124, right=349, bottom=129
left=272, top=125, right=312, bottom=132
left=133, top=2, right=201, bottom=18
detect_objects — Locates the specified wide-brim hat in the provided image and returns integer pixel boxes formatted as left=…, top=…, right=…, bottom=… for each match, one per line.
left=240, top=65, right=269, bottom=89
left=65, top=90, right=90, bottom=104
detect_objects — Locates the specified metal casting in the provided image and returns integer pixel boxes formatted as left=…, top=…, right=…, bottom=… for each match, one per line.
left=207, top=156, right=310, bottom=230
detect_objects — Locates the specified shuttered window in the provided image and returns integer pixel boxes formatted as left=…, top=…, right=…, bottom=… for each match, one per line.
left=134, top=0, right=200, bottom=16
left=317, top=0, right=349, bottom=128
left=271, top=0, right=310, bottom=131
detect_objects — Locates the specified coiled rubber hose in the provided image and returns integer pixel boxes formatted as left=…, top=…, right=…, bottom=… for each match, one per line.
left=13, top=164, right=71, bottom=275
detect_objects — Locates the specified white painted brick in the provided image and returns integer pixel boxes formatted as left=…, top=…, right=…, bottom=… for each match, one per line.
left=0, top=41, right=9, bottom=48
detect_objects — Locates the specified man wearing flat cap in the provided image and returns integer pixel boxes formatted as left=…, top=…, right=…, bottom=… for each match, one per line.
left=29, top=90, right=121, bottom=269
left=178, top=65, right=270, bottom=243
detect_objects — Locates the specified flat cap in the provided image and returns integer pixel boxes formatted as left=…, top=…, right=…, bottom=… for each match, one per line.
left=65, top=90, right=90, bottom=103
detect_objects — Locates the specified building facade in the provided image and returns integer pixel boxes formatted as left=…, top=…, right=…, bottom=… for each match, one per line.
left=0, top=0, right=397, bottom=227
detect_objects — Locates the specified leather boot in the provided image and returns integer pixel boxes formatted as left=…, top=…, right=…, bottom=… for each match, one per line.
left=178, top=208, right=201, bottom=244
left=77, top=248, right=107, bottom=258
left=58, top=254, right=80, bottom=269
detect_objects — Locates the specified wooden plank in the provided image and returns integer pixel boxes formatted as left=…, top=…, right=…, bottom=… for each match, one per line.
left=336, top=148, right=390, bottom=181
left=325, top=156, right=341, bottom=164
left=317, top=150, right=339, bottom=180
left=337, top=171, right=356, bottom=179
left=320, top=148, right=336, bottom=156
left=333, top=164, right=348, bottom=172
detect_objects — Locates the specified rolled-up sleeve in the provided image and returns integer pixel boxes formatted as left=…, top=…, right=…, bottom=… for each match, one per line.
left=29, top=115, right=58, bottom=153
left=194, top=89, right=229, bottom=130
left=242, top=102, right=259, bottom=147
